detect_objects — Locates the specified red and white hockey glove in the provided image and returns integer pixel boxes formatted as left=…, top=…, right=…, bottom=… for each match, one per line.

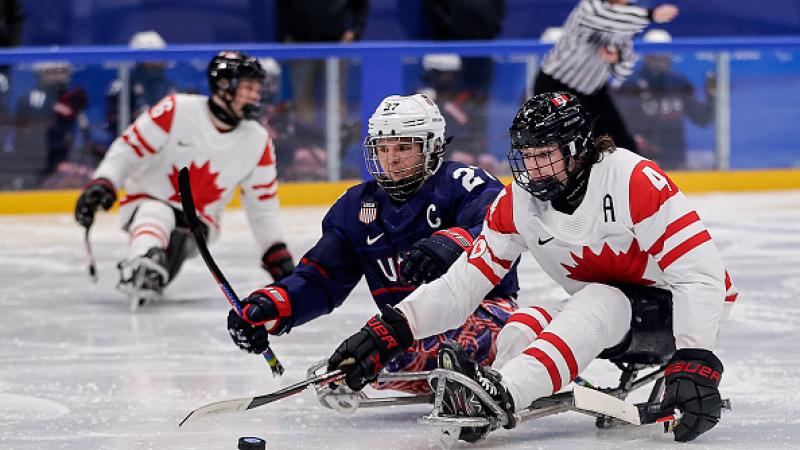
left=227, top=286, right=292, bottom=354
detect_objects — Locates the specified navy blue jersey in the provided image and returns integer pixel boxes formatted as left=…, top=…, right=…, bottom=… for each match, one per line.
left=278, top=161, right=520, bottom=331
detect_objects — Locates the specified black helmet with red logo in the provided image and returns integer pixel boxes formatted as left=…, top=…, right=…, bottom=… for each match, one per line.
left=507, top=92, right=593, bottom=201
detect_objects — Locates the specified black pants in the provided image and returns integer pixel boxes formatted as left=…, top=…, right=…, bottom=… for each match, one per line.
left=534, top=71, right=638, bottom=154
left=598, top=284, right=675, bottom=365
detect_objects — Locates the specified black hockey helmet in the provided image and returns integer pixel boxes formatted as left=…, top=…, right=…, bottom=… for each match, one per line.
left=207, top=50, right=266, bottom=122
left=507, top=92, right=592, bottom=201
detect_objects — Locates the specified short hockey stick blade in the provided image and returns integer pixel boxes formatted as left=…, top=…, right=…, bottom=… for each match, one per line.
left=573, top=385, right=643, bottom=425
left=177, top=167, right=284, bottom=377
left=179, top=368, right=346, bottom=427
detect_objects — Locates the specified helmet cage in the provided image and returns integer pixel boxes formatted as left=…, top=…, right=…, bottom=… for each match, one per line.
left=507, top=95, right=591, bottom=201
left=364, top=132, right=443, bottom=202
left=207, top=51, right=266, bottom=120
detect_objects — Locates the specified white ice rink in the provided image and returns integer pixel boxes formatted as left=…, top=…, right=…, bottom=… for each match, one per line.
left=1, top=190, right=800, bottom=449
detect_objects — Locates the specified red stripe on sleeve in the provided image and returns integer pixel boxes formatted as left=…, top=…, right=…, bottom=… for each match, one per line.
left=148, top=94, right=176, bottom=133
left=539, top=332, right=578, bottom=382
left=258, top=192, right=277, bottom=201
left=121, top=133, right=143, bottom=157
left=724, top=270, right=733, bottom=290
left=647, top=211, right=701, bottom=255
left=486, top=244, right=513, bottom=270
left=657, top=230, right=712, bottom=270
left=258, top=140, right=275, bottom=166
left=299, top=256, right=330, bottom=278
left=132, top=125, right=157, bottom=154
left=532, top=306, right=553, bottom=323
left=523, top=347, right=562, bottom=393
left=252, top=179, right=277, bottom=190
left=508, top=313, right=544, bottom=335
left=486, top=184, right=517, bottom=234
left=468, top=256, right=502, bottom=285
left=629, top=160, right=679, bottom=224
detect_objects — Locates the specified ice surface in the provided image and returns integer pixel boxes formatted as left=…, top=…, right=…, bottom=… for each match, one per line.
left=1, top=191, right=799, bottom=449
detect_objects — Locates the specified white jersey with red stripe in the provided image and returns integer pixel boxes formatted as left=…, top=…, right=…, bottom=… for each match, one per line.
left=397, top=148, right=736, bottom=351
left=93, top=93, right=283, bottom=251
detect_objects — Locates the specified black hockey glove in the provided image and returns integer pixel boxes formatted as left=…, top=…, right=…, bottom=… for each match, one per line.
left=327, top=305, right=414, bottom=391
left=261, top=242, right=295, bottom=282
left=661, top=348, right=724, bottom=442
left=227, top=286, right=292, bottom=354
left=400, top=227, right=473, bottom=286
left=74, top=178, right=116, bottom=228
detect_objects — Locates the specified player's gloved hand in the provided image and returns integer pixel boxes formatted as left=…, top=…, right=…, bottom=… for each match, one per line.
left=327, top=305, right=414, bottom=391
left=54, top=87, right=89, bottom=120
left=261, top=242, right=295, bottom=282
left=400, top=227, right=473, bottom=286
left=74, top=178, right=117, bottom=228
left=660, top=348, right=724, bottom=442
left=227, top=286, right=292, bottom=354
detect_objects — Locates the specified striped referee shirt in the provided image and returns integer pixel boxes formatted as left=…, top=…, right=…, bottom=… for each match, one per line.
left=541, top=0, right=652, bottom=95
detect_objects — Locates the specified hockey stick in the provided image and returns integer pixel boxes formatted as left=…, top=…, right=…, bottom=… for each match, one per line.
left=177, top=167, right=284, bottom=377
left=573, top=385, right=732, bottom=426
left=179, top=367, right=347, bottom=427
left=84, top=226, right=98, bottom=282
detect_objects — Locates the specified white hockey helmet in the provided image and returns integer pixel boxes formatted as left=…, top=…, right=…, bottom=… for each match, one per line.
left=129, top=31, right=167, bottom=49
left=643, top=29, right=672, bottom=43
left=364, top=93, right=447, bottom=201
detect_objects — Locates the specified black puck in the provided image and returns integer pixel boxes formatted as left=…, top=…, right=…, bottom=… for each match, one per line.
left=238, top=436, right=266, bottom=450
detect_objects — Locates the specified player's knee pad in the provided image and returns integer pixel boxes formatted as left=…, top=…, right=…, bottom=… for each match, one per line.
left=565, top=284, right=632, bottom=349
left=495, top=306, right=556, bottom=368
left=598, top=284, right=675, bottom=364
left=125, top=201, right=176, bottom=257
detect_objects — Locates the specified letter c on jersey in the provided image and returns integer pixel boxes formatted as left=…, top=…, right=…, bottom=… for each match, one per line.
left=427, top=204, right=442, bottom=229
left=469, top=238, right=487, bottom=259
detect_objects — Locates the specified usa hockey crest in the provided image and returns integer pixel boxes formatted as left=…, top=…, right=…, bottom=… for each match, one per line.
left=359, top=201, right=377, bottom=224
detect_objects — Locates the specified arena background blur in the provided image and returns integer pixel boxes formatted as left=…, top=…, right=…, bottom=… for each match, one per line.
left=1, top=0, right=799, bottom=206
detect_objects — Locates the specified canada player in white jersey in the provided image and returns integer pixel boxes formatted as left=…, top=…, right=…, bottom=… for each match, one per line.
left=74, top=51, right=294, bottom=310
left=328, top=92, right=737, bottom=442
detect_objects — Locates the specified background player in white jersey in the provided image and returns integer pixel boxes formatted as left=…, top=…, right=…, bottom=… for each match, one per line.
left=328, top=92, right=737, bottom=442
left=74, top=51, right=294, bottom=309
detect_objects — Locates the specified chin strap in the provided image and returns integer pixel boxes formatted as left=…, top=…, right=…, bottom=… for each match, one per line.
left=208, top=96, right=241, bottom=127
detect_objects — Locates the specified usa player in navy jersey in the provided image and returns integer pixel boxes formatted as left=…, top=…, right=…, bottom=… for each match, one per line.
left=227, top=93, right=519, bottom=395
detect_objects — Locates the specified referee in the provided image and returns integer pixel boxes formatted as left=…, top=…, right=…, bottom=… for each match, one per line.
left=534, top=0, right=679, bottom=153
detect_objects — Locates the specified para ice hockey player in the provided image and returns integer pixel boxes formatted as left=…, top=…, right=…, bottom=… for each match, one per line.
left=328, top=92, right=737, bottom=442
left=227, top=93, right=519, bottom=395
left=74, top=51, right=294, bottom=309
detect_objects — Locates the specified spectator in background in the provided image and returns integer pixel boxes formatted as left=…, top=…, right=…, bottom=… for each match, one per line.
left=256, top=57, right=330, bottom=182
left=418, top=53, right=500, bottom=175
left=424, top=0, right=503, bottom=172
left=0, top=0, right=24, bottom=159
left=11, top=62, right=89, bottom=186
left=614, top=29, right=715, bottom=170
left=533, top=0, right=679, bottom=153
left=106, top=31, right=175, bottom=137
left=277, top=0, right=369, bottom=126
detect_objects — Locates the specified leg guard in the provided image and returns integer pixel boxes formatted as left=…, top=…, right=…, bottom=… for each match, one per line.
left=376, top=297, right=517, bottom=394
left=498, top=284, right=632, bottom=410
left=494, top=304, right=561, bottom=369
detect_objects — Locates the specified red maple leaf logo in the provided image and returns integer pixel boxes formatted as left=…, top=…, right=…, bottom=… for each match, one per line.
left=562, top=240, right=655, bottom=286
left=168, top=161, right=225, bottom=217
